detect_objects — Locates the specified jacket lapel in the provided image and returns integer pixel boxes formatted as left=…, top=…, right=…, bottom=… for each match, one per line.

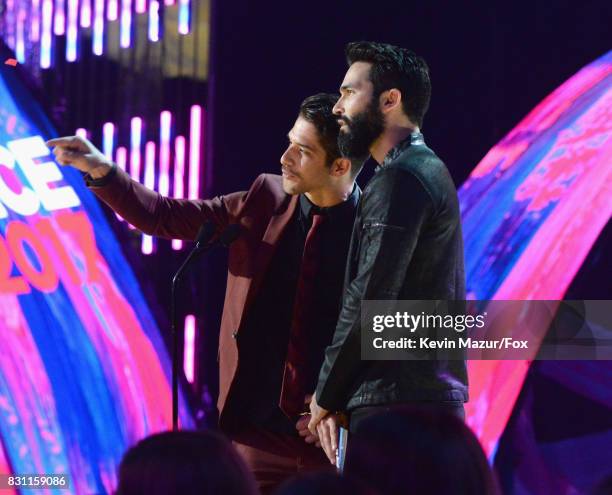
left=239, top=194, right=299, bottom=329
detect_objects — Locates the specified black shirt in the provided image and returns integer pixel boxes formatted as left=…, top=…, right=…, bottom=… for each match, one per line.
left=233, top=185, right=359, bottom=434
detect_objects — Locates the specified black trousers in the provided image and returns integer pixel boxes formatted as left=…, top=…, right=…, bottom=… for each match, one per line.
left=348, top=401, right=466, bottom=432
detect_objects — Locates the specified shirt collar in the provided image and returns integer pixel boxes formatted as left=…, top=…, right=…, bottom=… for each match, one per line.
left=380, top=131, right=425, bottom=169
left=299, top=182, right=359, bottom=222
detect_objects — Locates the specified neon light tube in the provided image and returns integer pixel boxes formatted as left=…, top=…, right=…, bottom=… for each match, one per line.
left=40, top=0, right=53, bottom=68
left=66, top=0, right=79, bottom=62
left=141, top=141, right=156, bottom=254
left=184, top=315, right=196, bottom=384
left=115, top=147, right=128, bottom=222
left=171, top=136, right=185, bottom=250
left=54, top=0, right=66, bottom=35
left=107, top=0, right=118, bottom=21
left=15, top=9, right=25, bottom=64
left=80, top=0, right=91, bottom=27
left=116, top=146, right=127, bottom=172
left=30, top=0, right=41, bottom=42
left=130, top=117, right=142, bottom=182
left=92, top=0, right=105, bottom=55
left=4, top=0, right=15, bottom=50
left=120, top=0, right=132, bottom=48
left=178, top=0, right=190, bottom=35
left=135, top=0, right=146, bottom=14
left=188, top=105, right=202, bottom=200
left=159, top=111, right=171, bottom=196
left=148, top=0, right=160, bottom=42
left=102, top=122, right=115, bottom=159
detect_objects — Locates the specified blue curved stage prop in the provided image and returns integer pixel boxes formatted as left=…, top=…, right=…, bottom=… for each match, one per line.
left=459, top=50, right=611, bottom=458
left=0, top=60, right=193, bottom=493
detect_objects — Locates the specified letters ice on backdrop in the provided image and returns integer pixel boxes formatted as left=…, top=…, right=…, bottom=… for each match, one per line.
left=0, top=135, right=81, bottom=217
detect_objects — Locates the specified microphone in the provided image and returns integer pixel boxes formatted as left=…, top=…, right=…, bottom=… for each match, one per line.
left=171, top=222, right=240, bottom=430
left=194, top=221, right=218, bottom=250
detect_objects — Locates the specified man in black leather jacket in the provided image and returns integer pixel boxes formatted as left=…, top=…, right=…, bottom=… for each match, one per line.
left=308, top=41, right=468, bottom=454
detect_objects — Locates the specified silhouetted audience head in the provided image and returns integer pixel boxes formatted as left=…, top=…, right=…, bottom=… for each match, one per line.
left=116, top=430, right=258, bottom=495
left=591, top=474, right=612, bottom=495
left=274, top=471, right=378, bottom=495
left=344, top=406, right=500, bottom=495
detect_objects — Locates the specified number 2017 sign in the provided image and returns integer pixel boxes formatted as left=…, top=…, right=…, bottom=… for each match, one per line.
left=0, top=136, right=98, bottom=294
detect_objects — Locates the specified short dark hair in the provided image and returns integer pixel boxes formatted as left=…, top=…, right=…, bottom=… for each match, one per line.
left=299, top=93, right=343, bottom=165
left=299, top=93, right=364, bottom=177
left=345, top=407, right=500, bottom=495
left=346, top=41, right=431, bottom=128
left=116, top=430, right=258, bottom=495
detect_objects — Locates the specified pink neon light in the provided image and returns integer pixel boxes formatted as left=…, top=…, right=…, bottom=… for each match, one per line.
left=107, top=0, right=118, bottom=21
left=116, top=146, right=127, bottom=172
left=141, top=142, right=157, bottom=254
left=172, top=136, right=186, bottom=250
left=15, top=9, right=25, bottom=64
left=130, top=117, right=142, bottom=182
left=93, top=0, right=104, bottom=55
left=4, top=0, right=15, bottom=50
left=159, top=111, right=172, bottom=196
left=80, top=0, right=91, bottom=27
left=183, top=315, right=196, bottom=384
left=75, top=128, right=88, bottom=139
left=115, top=147, right=127, bottom=222
left=102, top=123, right=114, bottom=159
left=188, top=105, right=202, bottom=200
left=141, top=232, right=153, bottom=254
left=120, top=0, right=132, bottom=48
left=135, top=0, right=146, bottom=14
left=41, top=0, right=53, bottom=68
left=66, top=0, right=79, bottom=62
left=54, top=0, right=66, bottom=35
left=178, top=0, right=190, bottom=35
left=148, top=0, right=160, bottom=42
left=164, top=0, right=176, bottom=5
left=30, top=0, right=41, bottom=42
left=144, top=143, right=157, bottom=190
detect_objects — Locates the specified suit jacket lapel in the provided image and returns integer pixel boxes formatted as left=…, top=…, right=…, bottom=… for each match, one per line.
left=240, top=194, right=299, bottom=328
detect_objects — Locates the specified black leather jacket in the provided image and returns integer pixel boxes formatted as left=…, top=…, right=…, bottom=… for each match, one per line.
left=315, top=132, right=468, bottom=412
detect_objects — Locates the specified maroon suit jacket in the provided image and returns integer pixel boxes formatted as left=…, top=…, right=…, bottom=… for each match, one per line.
left=89, top=168, right=298, bottom=429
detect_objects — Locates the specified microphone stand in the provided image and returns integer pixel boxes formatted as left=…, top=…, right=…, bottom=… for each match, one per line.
left=171, top=223, right=241, bottom=430
left=171, top=223, right=216, bottom=431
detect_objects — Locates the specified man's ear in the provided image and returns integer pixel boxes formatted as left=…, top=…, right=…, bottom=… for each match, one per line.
left=330, top=157, right=352, bottom=177
left=380, top=88, right=402, bottom=113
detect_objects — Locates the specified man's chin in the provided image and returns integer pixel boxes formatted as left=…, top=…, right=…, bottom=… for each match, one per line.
left=282, top=177, right=303, bottom=196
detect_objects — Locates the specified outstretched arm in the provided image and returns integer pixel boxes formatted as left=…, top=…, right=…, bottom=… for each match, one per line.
left=47, top=136, right=256, bottom=240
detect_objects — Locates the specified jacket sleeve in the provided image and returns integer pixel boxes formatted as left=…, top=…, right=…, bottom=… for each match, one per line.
left=315, top=167, right=435, bottom=411
left=87, top=164, right=266, bottom=240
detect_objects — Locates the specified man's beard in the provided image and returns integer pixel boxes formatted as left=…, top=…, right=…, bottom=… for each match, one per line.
left=338, top=97, right=385, bottom=161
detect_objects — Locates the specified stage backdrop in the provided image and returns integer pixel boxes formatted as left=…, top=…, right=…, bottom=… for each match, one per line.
left=0, top=64, right=193, bottom=493
left=460, top=49, right=612, bottom=460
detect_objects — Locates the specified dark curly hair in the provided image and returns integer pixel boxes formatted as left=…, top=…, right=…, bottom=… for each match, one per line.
left=346, top=41, right=431, bottom=128
left=298, top=93, right=342, bottom=165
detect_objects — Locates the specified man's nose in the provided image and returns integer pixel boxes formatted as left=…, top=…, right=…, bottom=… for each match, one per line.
left=333, top=99, right=344, bottom=115
left=280, top=147, right=292, bottom=167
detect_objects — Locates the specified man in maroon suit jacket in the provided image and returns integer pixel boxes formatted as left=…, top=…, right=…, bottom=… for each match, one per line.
left=48, top=94, right=363, bottom=493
